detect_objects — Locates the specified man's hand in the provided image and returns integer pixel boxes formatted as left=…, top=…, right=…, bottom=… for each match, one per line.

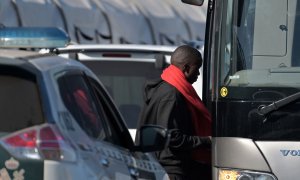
left=199, top=136, right=211, bottom=146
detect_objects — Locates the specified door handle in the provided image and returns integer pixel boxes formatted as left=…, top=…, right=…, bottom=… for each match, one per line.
left=100, top=158, right=109, bottom=167
left=129, top=167, right=139, bottom=178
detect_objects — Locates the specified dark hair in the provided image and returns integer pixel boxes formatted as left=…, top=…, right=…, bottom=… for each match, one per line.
left=171, top=45, right=202, bottom=66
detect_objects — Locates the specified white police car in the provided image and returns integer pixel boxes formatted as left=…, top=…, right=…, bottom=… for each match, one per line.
left=54, top=44, right=204, bottom=140
left=0, top=27, right=169, bottom=180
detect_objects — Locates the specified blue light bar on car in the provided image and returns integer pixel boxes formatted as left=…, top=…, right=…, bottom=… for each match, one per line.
left=0, top=27, right=70, bottom=48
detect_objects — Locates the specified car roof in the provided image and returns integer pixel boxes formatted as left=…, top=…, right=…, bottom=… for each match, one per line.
left=55, top=44, right=178, bottom=64
left=56, top=44, right=177, bottom=53
left=54, top=43, right=203, bottom=67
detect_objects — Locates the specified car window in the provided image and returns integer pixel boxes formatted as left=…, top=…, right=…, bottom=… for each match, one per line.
left=0, top=66, right=44, bottom=132
left=88, top=77, right=133, bottom=148
left=83, top=61, right=162, bottom=129
left=57, top=72, right=106, bottom=140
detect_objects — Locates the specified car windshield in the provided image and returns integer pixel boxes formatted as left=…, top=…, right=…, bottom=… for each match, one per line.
left=215, top=0, right=300, bottom=140
left=0, top=66, right=44, bottom=133
left=83, top=60, right=162, bottom=129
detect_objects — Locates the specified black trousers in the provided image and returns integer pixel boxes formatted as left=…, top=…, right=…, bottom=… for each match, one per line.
left=168, top=174, right=185, bottom=180
left=168, top=163, right=211, bottom=180
left=189, top=161, right=212, bottom=180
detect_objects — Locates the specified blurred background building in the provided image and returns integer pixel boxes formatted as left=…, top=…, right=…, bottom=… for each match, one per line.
left=0, top=0, right=207, bottom=45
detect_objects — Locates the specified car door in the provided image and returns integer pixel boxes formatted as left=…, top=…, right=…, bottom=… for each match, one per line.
left=86, top=76, right=164, bottom=179
left=56, top=70, right=112, bottom=178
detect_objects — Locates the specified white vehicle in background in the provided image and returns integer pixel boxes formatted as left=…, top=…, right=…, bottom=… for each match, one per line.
left=54, top=43, right=204, bottom=140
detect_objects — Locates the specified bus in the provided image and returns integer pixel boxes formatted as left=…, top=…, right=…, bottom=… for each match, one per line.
left=182, top=0, right=300, bottom=179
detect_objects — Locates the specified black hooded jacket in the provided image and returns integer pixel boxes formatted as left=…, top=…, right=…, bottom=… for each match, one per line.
left=137, top=78, right=210, bottom=176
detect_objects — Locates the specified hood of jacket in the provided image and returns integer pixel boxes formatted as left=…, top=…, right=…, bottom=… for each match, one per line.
left=143, top=78, right=164, bottom=104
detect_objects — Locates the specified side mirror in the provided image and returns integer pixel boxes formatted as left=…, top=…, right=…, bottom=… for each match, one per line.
left=181, top=0, right=204, bottom=6
left=136, top=125, right=170, bottom=152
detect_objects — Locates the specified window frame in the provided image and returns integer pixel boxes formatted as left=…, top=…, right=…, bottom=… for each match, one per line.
left=86, top=76, right=135, bottom=149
